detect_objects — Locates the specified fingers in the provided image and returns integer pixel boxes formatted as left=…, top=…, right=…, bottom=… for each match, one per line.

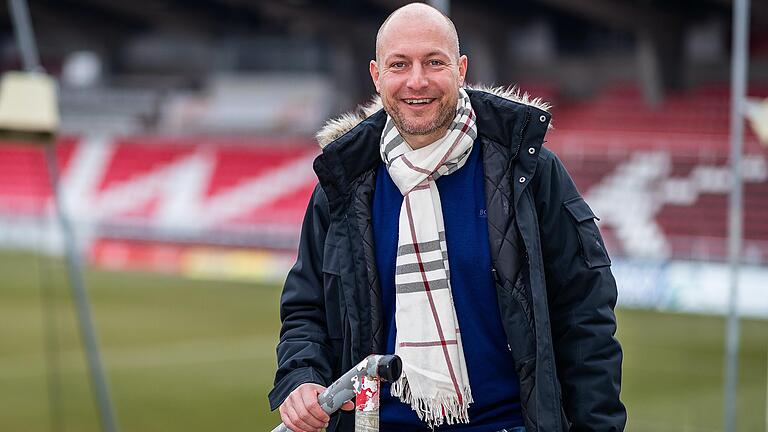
left=300, top=386, right=330, bottom=424
left=280, top=402, right=313, bottom=432
left=340, top=400, right=355, bottom=411
left=279, top=383, right=330, bottom=432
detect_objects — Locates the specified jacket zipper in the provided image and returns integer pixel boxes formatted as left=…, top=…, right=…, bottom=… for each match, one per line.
left=510, top=109, right=531, bottom=162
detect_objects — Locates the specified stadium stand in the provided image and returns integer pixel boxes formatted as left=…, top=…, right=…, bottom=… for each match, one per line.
left=0, top=84, right=766, bottom=273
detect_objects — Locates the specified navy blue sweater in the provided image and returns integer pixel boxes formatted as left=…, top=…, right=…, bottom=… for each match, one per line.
left=372, top=143, right=523, bottom=431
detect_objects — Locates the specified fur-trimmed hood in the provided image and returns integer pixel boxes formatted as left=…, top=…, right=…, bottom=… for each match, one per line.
left=316, top=85, right=552, bottom=148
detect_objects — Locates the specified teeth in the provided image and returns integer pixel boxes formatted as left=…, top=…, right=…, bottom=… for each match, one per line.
left=405, top=99, right=432, bottom=104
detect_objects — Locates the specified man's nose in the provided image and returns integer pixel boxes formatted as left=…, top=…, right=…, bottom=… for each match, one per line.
left=406, top=64, right=428, bottom=90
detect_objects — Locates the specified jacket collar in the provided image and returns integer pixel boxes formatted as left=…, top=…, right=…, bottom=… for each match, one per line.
left=312, top=86, right=552, bottom=206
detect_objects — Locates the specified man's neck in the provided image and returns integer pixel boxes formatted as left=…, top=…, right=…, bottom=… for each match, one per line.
left=402, top=127, right=450, bottom=150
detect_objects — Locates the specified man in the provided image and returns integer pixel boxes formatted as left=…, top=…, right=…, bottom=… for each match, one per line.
left=269, top=3, right=626, bottom=432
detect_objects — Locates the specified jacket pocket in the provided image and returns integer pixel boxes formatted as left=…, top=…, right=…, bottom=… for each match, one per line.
left=497, top=274, right=536, bottom=363
left=516, top=354, right=537, bottom=430
left=563, top=197, right=611, bottom=268
left=561, top=406, right=572, bottom=431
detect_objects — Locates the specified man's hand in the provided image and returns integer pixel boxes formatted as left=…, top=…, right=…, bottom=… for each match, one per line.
left=279, top=383, right=355, bottom=432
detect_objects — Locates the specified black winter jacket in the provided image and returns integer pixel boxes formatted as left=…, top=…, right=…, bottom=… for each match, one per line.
left=269, top=88, right=626, bottom=431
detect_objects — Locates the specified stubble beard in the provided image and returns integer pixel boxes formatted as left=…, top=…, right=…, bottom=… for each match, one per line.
left=385, top=95, right=457, bottom=138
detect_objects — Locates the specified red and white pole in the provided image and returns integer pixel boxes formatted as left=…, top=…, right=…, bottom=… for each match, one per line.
left=354, top=374, right=380, bottom=431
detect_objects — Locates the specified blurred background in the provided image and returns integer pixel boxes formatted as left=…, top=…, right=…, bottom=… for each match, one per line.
left=0, top=0, right=767, bottom=431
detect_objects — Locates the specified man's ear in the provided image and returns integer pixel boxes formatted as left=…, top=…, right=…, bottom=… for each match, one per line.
left=369, top=60, right=380, bottom=93
left=458, top=54, right=468, bottom=87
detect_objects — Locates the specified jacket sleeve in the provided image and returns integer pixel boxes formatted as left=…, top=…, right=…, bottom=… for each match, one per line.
left=531, top=148, right=627, bottom=431
left=268, top=183, right=335, bottom=411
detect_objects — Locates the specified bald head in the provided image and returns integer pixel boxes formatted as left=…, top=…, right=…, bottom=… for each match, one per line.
left=375, top=3, right=460, bottom=64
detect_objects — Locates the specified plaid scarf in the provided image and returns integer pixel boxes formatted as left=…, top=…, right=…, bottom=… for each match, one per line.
left=380, top=88, right=477, bottom=427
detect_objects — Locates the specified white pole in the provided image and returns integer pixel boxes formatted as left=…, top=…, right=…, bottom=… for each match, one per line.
left=724, top=0, right=750, bottom=431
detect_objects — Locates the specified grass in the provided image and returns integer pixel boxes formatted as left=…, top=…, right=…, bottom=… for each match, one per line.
left=0, top=251, right=766, bottom=431
left=618, top=309, right=768, bottom=431
left=0, top=251, right=281, bottom=432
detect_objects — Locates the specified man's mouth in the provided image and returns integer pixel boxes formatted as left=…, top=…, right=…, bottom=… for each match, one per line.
left=402, top=98, right=435, bottom=105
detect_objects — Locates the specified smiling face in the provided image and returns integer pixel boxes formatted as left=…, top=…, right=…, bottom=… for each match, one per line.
left=370, top=5, right=467, bottom=149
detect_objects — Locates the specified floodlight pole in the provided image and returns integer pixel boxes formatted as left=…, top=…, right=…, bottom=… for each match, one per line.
left=724, top=0, right=750, bottom=431
left=7, top=1, right=119, bottom=432
left=42, top=150, right=119, bottom=432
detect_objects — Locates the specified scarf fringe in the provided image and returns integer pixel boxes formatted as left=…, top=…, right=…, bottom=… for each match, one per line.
left=391, top=374, right=474, bottom=428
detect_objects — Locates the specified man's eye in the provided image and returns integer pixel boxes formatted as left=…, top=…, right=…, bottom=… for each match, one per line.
left=391, top=62, right=406, bottom=69
left=428, top=60, right=444, bottom=66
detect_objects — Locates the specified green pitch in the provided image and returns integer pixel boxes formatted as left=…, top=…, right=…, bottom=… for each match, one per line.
left=0, top=251, right=766, bottom=431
